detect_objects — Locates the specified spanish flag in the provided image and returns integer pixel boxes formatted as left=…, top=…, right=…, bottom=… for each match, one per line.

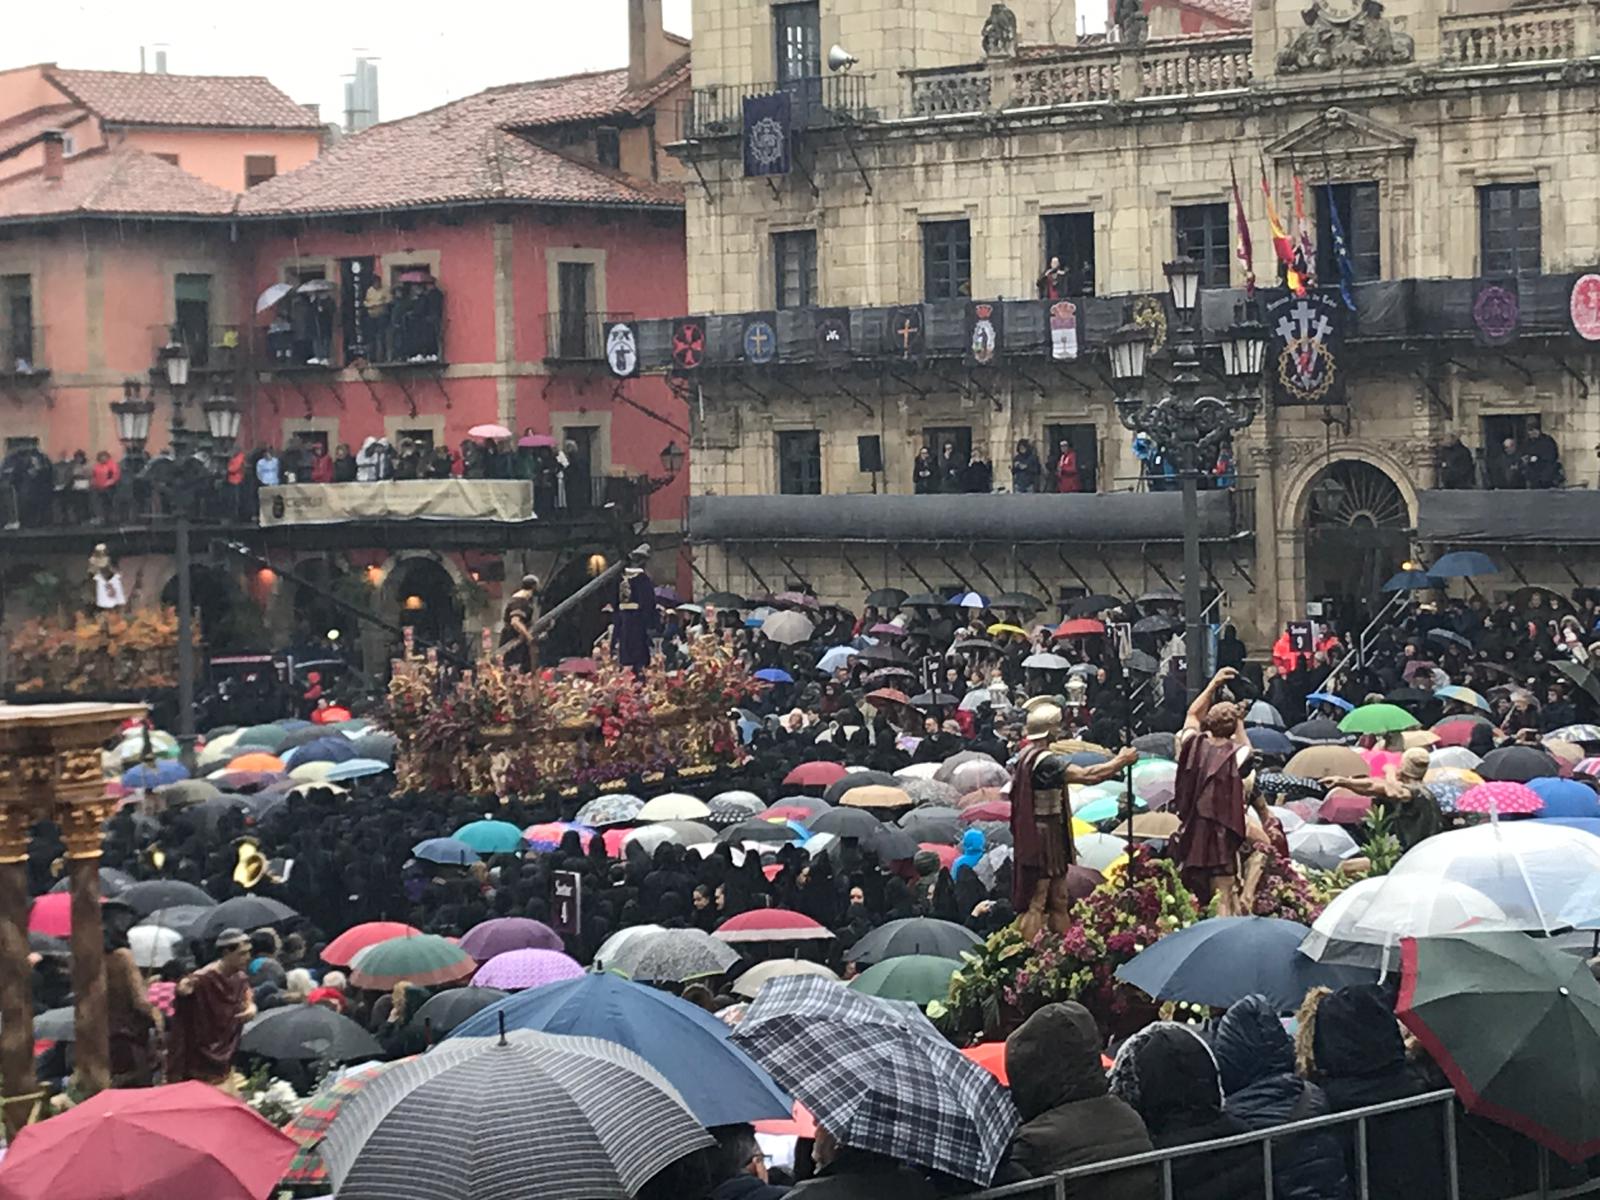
left=1260, top=159, right=1304, bottom=295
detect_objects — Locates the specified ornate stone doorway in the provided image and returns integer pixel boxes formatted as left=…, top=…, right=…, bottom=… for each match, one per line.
left=1303, top=460, right=1411, bottom=629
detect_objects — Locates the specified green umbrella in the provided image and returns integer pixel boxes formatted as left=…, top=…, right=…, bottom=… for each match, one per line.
left=348, top=933, right=476, bottom=990
left=452, top=819, right=526, bottom=854
left=1337, top=703, right=1420, bottom=735
left=1398, top=931, right=1600, bottom=1162
left=847, top=955, right=962, bottom=1006
left=234, top=723, right=291, bottom=751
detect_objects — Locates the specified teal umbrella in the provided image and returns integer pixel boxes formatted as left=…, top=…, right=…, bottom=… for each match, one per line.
left=848, top=955, right=963, bottom=1005
left=453, top=820, right=526, bottom=854
left=1398, top=931, right=1600, bottom=1162
left=1338, top=703, right=1420, bottom=735
left=234, top=723, right=291, bottom=751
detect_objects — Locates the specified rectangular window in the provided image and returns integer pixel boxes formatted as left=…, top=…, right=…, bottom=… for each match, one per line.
left=1041, top=213, right=1096, bottom=296
left=774, top=2, right=821, bottom=82
left=1045, top=423, right=1099, bottom=494
left=396, top=428, right=436, bottom=454
left=777, top=430, right=822, bottom=495
left=1316, top=182, right=1381, bottom=283
left=595, top=127, right=621, bottom=169
left=1479, top=183, right=1541, bottom=277
left=1173, top=203, right=1231, bottom=288
left=174, top=273, right=212, bottom=367
left=3, top=275, right=33, bottom=368
left=244, top=154, right=277, bottom=189
left=556, top=261, right=597, bottom=358
left=922, top=220, right=972, bottom=302
left=773, top=230, right=817, bottom=309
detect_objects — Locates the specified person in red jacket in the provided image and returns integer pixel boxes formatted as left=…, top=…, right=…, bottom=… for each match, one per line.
left=90, top=450, right=120, bottom=523
left=1055, top=440, right=1082, bottom=494
left=309, top=443, right=335, bottom=484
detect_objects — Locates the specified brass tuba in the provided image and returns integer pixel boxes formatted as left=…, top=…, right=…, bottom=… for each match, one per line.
left=232, top=837, right=285, bottom=889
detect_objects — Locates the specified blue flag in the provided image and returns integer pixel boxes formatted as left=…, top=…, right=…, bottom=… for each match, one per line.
left=1324, top=179, right=1358, bottom=312
left=743, top=92, right=791, bottom=178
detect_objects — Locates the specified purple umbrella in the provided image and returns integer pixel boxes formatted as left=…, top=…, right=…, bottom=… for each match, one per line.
left=470, top=948, right=585, bottom=991
left=459, top=917, right=565, bottom=961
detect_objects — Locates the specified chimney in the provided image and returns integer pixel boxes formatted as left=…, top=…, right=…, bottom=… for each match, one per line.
left=42, top=131, right=64, bottom=183
left=155, top=49, right=168, bottom=74
left=628, top=0, right=668, bottom=87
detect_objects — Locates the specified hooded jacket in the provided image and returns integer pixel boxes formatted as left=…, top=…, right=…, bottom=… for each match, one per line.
left=1307, top=985, right=1446, bottom=1200
left=993, top=1003, right=1157, bottom=1198
left=951, top=829, right=986, bottom=878
left=786, top=1147, right=936, bottom=1200
left=1214, top=995, right=1350, bottom=1200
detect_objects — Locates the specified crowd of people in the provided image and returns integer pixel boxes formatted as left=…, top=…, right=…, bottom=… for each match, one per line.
left=1434, top=421, right=1563, bottom=490
left=263, top=275, right=444, bottom=369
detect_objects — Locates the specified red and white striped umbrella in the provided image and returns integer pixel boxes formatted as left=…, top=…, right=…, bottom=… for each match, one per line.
left=1457, top=781, right=1545, bottom=817
left=712, top=908, right=834, bottom=943
left=1575, top=757, right=1600, bottom=777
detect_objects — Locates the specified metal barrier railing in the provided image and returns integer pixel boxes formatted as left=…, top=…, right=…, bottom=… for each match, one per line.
left=969, top=1089, right=1600, bottom=1200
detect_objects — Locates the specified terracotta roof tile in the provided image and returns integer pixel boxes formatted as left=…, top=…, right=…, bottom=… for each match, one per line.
left=237, top=74, right=686, bottom=217
left=0, top=105, right=87, bottom=159
left=0, top=146, right=238, bottom=221
left=45, top=67, right=321, bottom=130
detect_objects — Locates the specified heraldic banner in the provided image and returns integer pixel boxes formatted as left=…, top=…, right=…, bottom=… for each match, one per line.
left=606, top=320, right=640, bottom=377
left=965, top=300, right=1003, bottom=367
left=1264, top=288, right=1345, bottom=405
left=743, top=92, right=792, bottom=178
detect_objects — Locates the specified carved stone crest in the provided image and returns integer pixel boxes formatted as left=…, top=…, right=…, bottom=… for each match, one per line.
left=1278, top=0, right=1415, bottom=74
left=981, top=3, right=1019, bottom=59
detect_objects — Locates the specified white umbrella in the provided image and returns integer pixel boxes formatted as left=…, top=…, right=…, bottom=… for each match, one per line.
left=1287, top=824, right=1359, bottom=871
left=592, top=924, right=664, bottom=971
left=295, top=277, right=336, bottom=293
left=1022, top=653, right=1071, bottom=670
left=949, top=759, right=1008, bottom=792
left=1301, top=875, right=1509, bottom=969
left=732, top=959, right=840, bottom=998
left=894, top=763, right=942, bottom=780
left=1362, top=821, right=1600, bottom=933
left=1268, top=804, right=1306, bottom=833
left=974, top=845, right=1014, bottom=889
left=1074, top=832, right=1129, bottom=871
left=623, top=823, right=715, bottom=855
left=636, top=793, right=711, bottom=822
left=1245, top=700, right=1286, bottom=729
left=1429, top=747, right=1482, bottom=771
left=761, top=611, right=815, bottom=645
left=127, top=923, right=186, bottom=969
left=255, top=281, right=294, bottom=312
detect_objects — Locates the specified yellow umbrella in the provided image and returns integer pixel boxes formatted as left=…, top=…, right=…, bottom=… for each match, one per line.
left=1050, top=738, right=1111, bottom=756
left=1425, top=767, right=1483, bottom=787
left=1070, top=817, right=1096, bottom=838
left=986, top=623, right=1028, bottom=638
left=1544, top=739, right=1584, bottom=766
left=1401, top=730, right=1440, bottom=750
left=839, top=785, right=912, bottom=809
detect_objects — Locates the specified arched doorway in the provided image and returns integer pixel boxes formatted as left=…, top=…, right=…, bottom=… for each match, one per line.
left=541, top=550, right=614, bottom=664
left=1303, top=460, right=1411, bottom=628
left=161, top=563, right=258, bottom=651
left=387, top=557, right=464, bottom=655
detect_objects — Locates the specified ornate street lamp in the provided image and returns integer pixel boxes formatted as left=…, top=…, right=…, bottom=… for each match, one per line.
left=659, top=440, right=686, bottom=477
left=159, top=339, right=190, bottom=389
left=1109, top=292, right=1265, bottom=695
left=111, top=380, right=155, bottom=456
left=202, top=392, right=242, bottom=453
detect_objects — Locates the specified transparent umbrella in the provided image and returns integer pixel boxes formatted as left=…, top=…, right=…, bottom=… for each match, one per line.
left=1301, top=875, right=1510, bottom=969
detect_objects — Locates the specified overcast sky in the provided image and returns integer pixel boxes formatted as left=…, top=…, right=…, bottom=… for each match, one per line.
left=6, top=0, right=692, bottom=126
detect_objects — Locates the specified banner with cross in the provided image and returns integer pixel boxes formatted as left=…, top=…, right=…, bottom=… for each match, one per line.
left=1264, top=288, right=1345, bottom=405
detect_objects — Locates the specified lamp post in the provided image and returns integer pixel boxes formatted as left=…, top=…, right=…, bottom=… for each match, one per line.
left=1108, top=258, right=1267, bottom=696
left=658, top=440, right=685, bottom=478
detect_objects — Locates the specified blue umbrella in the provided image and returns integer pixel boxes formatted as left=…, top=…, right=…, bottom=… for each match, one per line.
left=1427, top=551, right=1499, bottom=578
left=1435, top=684, right=1491, bottom=713
left=1115, top=916, right=1370, bottom=1012
left=754, top=668, right=794, bottom=684
left=948, top=591, right=990, bottom=609
left=283, top=737, right=358, bottom=768
left=121, top=760, right=189, bottom=789
left=1305, top=692, right=1354, bottom=714
left=1528, top=778, right=1600, bottom=820
left=448, top=973, right=790, bottom=1125
left=1247, top=727, right=1295, bottom=756
left=322, top=758, right=389, bottom=782
left=1383, top=570, right=1443, bottom=592
left=413, top=836, right=477, bottom=865
left=452, top=819, right=527, bottom=854
left=817, top=646, right=858, bottom=674
left=1075, top=796, right=1143, bottom=823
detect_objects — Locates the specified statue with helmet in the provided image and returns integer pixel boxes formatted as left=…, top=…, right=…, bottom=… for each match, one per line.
left=1171, top=667, right=1253, bottom=914
left=1010, top=697, right=1138, bottom=941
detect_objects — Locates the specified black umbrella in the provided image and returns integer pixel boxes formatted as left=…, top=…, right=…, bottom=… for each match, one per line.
left=857, top=643, right=913, bottom=665
left=808, top=807, right=884, bottom=840
left=867, top=825, right=920, bottom=861
left=1137, top=588, right=1182, bottom=605
left=407, top=987, right=509, bottom=1038
left=865, top=587, right=909, bottom=608
left=720, top=819, right=808, bottom=844
left=118, top=880, right=218, bottom=917
left=1385, top=687, right=1436, bottom=708
left=1067, top=594, right=1121, bottom=617
left=189, top=895, right=298, bottom=942
left=1132, top=615, right=1178, bottom=635
left=701, top=591, right=748, bottom=609
left=1478, top=745, right=1560, bottom=783
left=48, top=867, right=134, bottom=897
left=911, top=691, right=961, bottom=708
left=1425, top=629, right=1473, bottom=651
left=1125, top=649, right=1160, bottom=675
left=823, top=770, right=900, bottom=803
left=951, top=638, right=999, bottom=653
left=846, top=918, right=982, bottom=964
left=28, top=932, right=69, bottom=958
left=895, top=808, right=961, bottom=845
left=901, top=592, right=947, bottom=607
left=135, top=905, right=214, bottom=937
left=1288, top=718, right=1349, bottom=746
left=33, top=1006, right=74, bottom=1042
left=1132, top=732, right=1176, bottom=759
left=990, top=592, right=1046, bottom=612
left=242, top=1004, right=383, bottom=1063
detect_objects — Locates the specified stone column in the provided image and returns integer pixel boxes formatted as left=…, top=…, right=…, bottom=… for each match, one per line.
left=60, top=798, right=117, bottom=1096
left=0, top=802, right=41, bottom=1136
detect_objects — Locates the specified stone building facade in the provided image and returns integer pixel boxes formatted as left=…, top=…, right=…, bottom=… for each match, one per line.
left=666, top=0, right=1600, bottom=645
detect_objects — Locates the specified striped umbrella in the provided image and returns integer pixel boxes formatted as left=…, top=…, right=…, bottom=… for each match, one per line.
left=1550, top=724, right=1600, bottom=745
left=1577, top=757, right=1600, bottom=778
left=317, top=1033, right=714, bottom=1200
left=283, top=1062, right=402, bottom=1186
left=1457, top=781, right=1545, bottom=817
left=349, top=934, right=476, bottom=990
left=713, top=909, right=834, bottom=944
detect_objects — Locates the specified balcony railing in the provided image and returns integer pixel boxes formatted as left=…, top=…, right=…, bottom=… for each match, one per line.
left=0, top=325, right=46, bottom=377
left=543, top=311, right=631, bottom=363
left=1440, top=3, right=1590, bottom=66
left=907, top=35, right=1252, bottom=116
left=684, top=73, right=874, bottom=139
left=149, top=324, right=245, bottom=374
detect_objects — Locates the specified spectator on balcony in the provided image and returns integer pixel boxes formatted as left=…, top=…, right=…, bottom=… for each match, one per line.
left=913, top=446, right=936, bottom=495
left=1036, top=255, right=1067, bottom=301
left=0, top=445, right=51, bottom=528
left=1212, top=443, right=1236, bottom=490
left=311, top=293, right=336, bottom=367
left=461, top=440, right=485, bottom=480
left=414, top=278, right=444, bottom=362
left=356, top=437, right=383, bottom=483
left=533, top=448, right=560, bottom=512
left=1436, top=432, right=1477, bottom=489
left=267, top=306, right=293, bottom=364
left=50, top=451, right=72, bottom=522
left=70, top=450, right=94, bottom=522
left=563, top=439, right=590, bottom=509
left=364, top=274, right=390, bottom=361
left=1492, top=437, right=1524, bottom=489
left=962, top=449, right=993, bottom=494
left=394, top=439, right=424, bottom=481
left=91, top=450, right=120, bottom=524
left=332, top=443, right=357, bottom=483
left=938, top=441, right=964, bottom=493
left=427, top=443, right=455, bottom=479
left=1522, top=418, right=1561, bottom=489
left=1056, top=440, right=1083, bottom=494
left=1011, top=439, right=1042, bottom=493
left=309, top=443, right=335, bottom=485
left=484, top=439, right=510, bottom=480
left=255, top=447, right=281, bottom=488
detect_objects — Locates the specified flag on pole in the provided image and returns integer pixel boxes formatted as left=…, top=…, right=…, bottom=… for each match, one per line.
left=1260, top=156, right=1303, bottom=295
left=1230, top=159, right=1256, bottom=298
left=1321, top=155, right=1357, bottom=312
left=1290, top=155, right=1317, bottom=289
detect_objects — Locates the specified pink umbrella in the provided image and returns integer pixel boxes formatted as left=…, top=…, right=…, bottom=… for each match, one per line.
left=920, top=842, right=958, bottom=869
left=28, top=893, right=73, bottom=938
left=712, top=908, right=833, bottom=943
left=868, top=623, right=906, bottom=638
left=469, top=947, right=584, bottom=990
left=763, top=805, right=816, bottom=822
left=524, top=822, right=594, bottom=852
left=1360, top=748, right=1403, bottom=775
left=959, top=799, right=1012, bottom=823
left=518, top=434, right=557, bottom=449
left=468, top=423, right=512, bottom=440
left=1457, top=781, right=1545, bottom=817
left=603, top=827, right=631, bottom=857
left=1317, top=788, right=1373, bottom=825
left=1576, top=757, right=1600, bottom=777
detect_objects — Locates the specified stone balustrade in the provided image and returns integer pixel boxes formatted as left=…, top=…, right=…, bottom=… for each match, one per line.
left=1439, top=4, right=1588, bottom=66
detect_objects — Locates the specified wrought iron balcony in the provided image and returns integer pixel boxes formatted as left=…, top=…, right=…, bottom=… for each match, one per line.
left=147, top=324, right=246, bottom=376
left=684, top=73, right=873, bottom=139
left=0, top=325, right=47, bottom=380
left=543, top=311, right=632, bottom=363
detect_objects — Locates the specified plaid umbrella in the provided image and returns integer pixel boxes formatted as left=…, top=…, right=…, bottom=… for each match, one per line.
left=317, top=1033, right=714, bottom=1200
left=471, top=948, right=585, bottom=990
left=707, top=796, right=766, bottom=827
left=284, top=1062, right=401, bottom=1185
left=730, top=975, right=1018, bottom=1185
left=604, top=928, right=741, bottom=983
left=574, top=795, right=644, bottom=827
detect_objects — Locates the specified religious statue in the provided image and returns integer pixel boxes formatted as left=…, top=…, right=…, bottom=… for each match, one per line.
left=1010, top=699, right=1138, bottom=940
left=88, top=543, right=126, bottom=610
left=166, top=928, right=255, bottom=1089
left=1114, top=0, right=1149, bottom=46
left=981, top=2, right=1019, bottom=58
left=1171, top=667, right=1252, bottom=913
left=498, top=573, right=541, bottom=671
left=611, top=545, right=659, bottom=672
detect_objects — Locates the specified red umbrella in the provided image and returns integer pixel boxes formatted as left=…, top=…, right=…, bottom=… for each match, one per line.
left=713, top=908, right=834, bottom=943
left=784, top=761, right=848, bottom=787
left=28, top=892, right=73, bottom=938
left=1433, top=718, right=1486, bottom=748
left=310, top=705, right=351, bottom=725
left=763, top=805, right=817, bottom=822
left=0, top=1080, right=296, bottom=1200
left=321, top=921, right=422, bottom=966
left=756, top=1099, right=818, bottom=1139
left=1054, top=618, right=1105, bottom=638
left=603, top=827, right=631, bottom=857
left=959, top=799, right=1012, bottom=823
left=957, top=786, right=1007, bottom=811
left=1317, top=788, right=1373, bottom=825
left=1457, top=781, right=1545, bottom=816
left=865, top=687, right=911, bottom=706
left=920, top=842, right=958, bottom=869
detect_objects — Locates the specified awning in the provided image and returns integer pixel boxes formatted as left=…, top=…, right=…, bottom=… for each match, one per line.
left=1417, top=489, right=1600, bottom=544
left=687, top=491, right=1239, bottom=544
